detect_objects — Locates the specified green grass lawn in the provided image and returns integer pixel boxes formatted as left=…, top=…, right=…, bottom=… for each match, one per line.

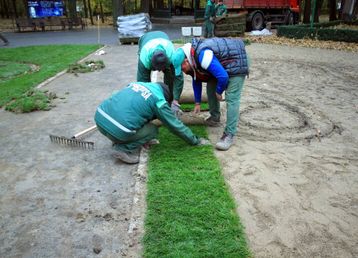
left=144, top=126, right=250, bottom=257
left=0, top=45, right=100, bottom=110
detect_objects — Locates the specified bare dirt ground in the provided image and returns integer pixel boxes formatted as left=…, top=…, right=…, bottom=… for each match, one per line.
left=204, top=43, right=358, bottom=257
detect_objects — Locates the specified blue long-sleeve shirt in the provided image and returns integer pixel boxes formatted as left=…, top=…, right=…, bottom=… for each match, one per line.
left=192, top=49, right=229, bottom=103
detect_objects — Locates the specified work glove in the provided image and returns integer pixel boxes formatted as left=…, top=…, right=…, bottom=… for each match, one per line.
left=198, top=137, right=211, bottom=146
left=171, top=101, right=183, bottom=118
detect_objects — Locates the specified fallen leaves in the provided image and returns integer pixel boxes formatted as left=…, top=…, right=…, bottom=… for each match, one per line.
left=245, top=34, right=358, bottom=52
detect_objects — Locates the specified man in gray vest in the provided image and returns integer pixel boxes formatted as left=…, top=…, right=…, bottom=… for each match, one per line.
left=94, top=82, right=209, bottom=164
left=173, top=38, right=249, bottom=151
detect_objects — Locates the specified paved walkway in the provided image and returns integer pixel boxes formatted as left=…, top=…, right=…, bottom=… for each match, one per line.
left=1, top=24, right=186, bottom=47
left=0, top=45, right=150, bottom=257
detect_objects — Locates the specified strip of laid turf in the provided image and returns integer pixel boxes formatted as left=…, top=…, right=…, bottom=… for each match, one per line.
left=144, top=126, right=250, bottom=257
left=0, top=44, right=100, bottom=107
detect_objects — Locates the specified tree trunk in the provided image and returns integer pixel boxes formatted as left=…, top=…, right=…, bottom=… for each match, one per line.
left=88, top=0, right=94, bottom=25
left=141, top=0, right=150, bottom=13
left=341, top=0, right=355, bottom=21
left=339, top=0, right=345, bottom=18
left=112, top=0, right=123, bottom=26
left=12, top=0, right=18, bottom=18
left=67, top=0, right=77, bottom=18
left=157, top=0, right=164, bottom=9
left=83, top=0, right=88, bottom=18
left=313, top=0, right=324, bottom=22
left=5, top=0, right=11, bottom=19
left=100, top=1, right=104, bottom=23
left=303, top=0, right=312, bottom=23
left=328, top=0, right=337, bottom=20
left=22, top=0, right=28, bottom=17
left=0, top=0, right=9, bottom=19
left=0, top=0, right=3, bottom=18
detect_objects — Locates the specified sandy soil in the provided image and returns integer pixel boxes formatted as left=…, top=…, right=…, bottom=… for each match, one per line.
left=203, top=43, right=358, bottom=257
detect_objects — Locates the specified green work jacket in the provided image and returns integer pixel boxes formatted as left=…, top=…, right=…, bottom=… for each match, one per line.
left=137, top=31, right=184, bottom=101
left=215, top=4, right=227, bottom=17
left=204, top=0, right=216, bottom=20
left=95, top=82, right=199, bottom=145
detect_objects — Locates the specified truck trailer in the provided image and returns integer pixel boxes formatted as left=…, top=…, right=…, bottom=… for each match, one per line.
left=223, top=0, right=300, bottom=30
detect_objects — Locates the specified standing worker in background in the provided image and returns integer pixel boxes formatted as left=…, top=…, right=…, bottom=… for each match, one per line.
left=203, top=0, right=216, bottom=38
left=94, top=82, right=209, bottom=164
left=215, top=0, right=227, bottom=17
left=137, top=31, right=184, bottom=117
left=175, top=38, right=249, bottom=151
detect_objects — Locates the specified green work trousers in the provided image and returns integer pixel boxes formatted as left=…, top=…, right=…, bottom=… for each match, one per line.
left=204, top=20, right=214, bottom=38
left=97, top=122, right=158, bottom=153
left=206, top=76, right=245, bottom=135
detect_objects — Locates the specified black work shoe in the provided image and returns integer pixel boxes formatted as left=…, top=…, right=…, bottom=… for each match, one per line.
left=215, top=132, right=234, bottom=151
left=204, top=116, right=221, bottom=127
left=112, top=150, right=139, bottom=164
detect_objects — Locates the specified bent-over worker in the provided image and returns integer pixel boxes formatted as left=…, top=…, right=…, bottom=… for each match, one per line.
left=174, top=37, right=249, bottom=151
left=94, top=82, right=209, bottom=164
left=137, top=31, right=184, bottom=117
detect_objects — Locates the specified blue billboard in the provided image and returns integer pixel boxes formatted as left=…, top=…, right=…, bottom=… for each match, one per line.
left=28, top=1, right=64, bottom=18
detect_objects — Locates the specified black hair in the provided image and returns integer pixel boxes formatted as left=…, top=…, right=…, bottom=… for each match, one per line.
left=151, top=51, right=168, bottom=71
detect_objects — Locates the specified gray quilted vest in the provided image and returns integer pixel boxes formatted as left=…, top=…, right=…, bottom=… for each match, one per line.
left=191, top=37, right=249, bottom=76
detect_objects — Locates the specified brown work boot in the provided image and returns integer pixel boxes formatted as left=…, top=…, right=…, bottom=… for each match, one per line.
left=204, top=116, right=221, bottom=127
left=112, top=150, right=139, bottom=164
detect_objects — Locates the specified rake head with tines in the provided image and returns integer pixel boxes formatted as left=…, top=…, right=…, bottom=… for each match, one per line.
left=49, top=125, right=97, bottom=150
left=49, top=135, right=94, bottom=149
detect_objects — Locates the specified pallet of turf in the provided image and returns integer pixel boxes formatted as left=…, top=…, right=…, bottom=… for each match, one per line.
left=214, top=13, right=247, bottom=37
left=117, top=13, right=152, bottom=45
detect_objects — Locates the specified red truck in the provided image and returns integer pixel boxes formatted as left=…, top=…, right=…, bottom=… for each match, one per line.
left=223, top=0, right=300, bottom=30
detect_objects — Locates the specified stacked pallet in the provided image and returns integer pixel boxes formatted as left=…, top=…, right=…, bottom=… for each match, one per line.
left=117, top=13, right=152, bottom=44
left=214, top=13, right=247, bottom=37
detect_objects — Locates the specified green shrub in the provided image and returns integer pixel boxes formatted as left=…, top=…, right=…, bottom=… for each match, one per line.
left=277, top=21, right=358, bottom=42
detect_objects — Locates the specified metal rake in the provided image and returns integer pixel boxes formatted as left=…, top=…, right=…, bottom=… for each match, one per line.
left=49, top=125, right=97, bottom=149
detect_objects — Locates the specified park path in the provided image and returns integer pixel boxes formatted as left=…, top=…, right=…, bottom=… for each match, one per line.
left=0, top=45, right=146, bottom=257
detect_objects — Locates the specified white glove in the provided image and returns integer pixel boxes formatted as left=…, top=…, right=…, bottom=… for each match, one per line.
left=171, top=101, right=183, bottom=118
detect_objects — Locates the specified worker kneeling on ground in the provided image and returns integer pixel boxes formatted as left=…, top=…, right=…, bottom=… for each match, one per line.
left=174, top=37, right=249, bottom=151
left=94, top=82, right=210, bottom=164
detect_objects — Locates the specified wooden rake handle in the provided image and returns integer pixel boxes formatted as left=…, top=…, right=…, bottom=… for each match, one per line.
left=72, top=125, right=97, bottom=139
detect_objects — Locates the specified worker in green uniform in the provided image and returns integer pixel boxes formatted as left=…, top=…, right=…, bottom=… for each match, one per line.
left=203, top=0, right=216, bottom=38
left=215, top=0, right=227, bottom=17
left=137, top=31, right=184, bottom=117
left=94, top=82, right=209, bottom=164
